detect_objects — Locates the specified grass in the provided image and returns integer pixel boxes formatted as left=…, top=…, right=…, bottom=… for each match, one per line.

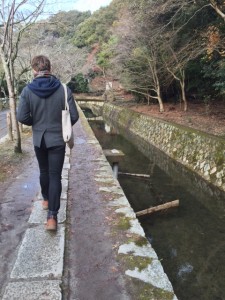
left=0, top=137, right=28, bottom=182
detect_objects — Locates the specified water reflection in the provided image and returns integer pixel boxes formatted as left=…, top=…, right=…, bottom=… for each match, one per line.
left=105, top=124, right=111, bottom=133
left=88, top=118, right=225, bottom=300
left=177, top=263, right=194, bottom=281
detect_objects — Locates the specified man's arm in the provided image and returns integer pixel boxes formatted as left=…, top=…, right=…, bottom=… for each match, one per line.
left=17, top=88, right=33, bottom=126
left=67, top=88, right=79, bottom=126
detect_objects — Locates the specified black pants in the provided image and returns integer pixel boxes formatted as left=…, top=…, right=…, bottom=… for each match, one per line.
left=34, top=137, right=65, bottom=216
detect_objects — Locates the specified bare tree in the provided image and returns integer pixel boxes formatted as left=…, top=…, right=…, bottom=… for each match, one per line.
left=14, top=24, right=88, bottom=86
left=127, top=46, right=165, bottom=112
left=210, top=0, right=225, bottom=21
left=0, top=0, right=44, bottom=153
left=164, top=38, right=206, bottom=111
left=108, top=7, right=164, bottom=110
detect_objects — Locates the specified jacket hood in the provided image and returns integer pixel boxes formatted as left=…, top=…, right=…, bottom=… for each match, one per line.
left=28, top=75, right=61, bottom=98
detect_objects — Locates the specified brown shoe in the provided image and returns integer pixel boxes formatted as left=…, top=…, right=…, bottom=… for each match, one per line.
left=42, top=200, right=48, bottom=210
left=46, top=215, right=57, bottom=231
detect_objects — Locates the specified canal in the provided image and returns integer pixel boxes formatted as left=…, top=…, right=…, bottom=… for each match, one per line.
left=87, top=114, right=225, bottom=300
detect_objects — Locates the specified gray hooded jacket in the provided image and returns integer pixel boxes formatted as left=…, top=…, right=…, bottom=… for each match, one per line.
left=17, top=76, right=79, bottom=148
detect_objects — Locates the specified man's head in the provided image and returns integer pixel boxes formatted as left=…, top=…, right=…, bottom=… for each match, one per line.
left=31, top=55, right=51, bottom=72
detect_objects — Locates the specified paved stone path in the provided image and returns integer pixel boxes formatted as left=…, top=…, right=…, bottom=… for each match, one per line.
left=1, top=146, right=70, bottom=299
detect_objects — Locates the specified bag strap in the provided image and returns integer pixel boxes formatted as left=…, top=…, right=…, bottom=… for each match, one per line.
left=62, top=83, right=69, bottom=111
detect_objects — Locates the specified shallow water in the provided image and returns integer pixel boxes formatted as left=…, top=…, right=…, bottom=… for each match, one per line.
left=89, top=118, right=225, bottom=300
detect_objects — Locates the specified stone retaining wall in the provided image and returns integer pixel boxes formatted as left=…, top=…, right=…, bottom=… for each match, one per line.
left=86, top=102, right=225, bottom=193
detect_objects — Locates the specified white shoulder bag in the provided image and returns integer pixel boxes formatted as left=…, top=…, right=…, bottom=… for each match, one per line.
left=62, top=83, right=74, bottom=149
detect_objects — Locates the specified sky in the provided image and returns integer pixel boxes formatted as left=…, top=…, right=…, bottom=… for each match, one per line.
left=45, top=0, right=112, bottom=15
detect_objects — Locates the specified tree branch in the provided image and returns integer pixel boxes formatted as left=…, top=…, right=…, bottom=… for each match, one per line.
left=210, top=0, right=225, bottom=21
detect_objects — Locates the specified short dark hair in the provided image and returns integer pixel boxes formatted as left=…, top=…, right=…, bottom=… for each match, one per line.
left=31, top=55, right=51, bottom=72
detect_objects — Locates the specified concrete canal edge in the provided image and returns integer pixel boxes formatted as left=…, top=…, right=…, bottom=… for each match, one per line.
left=70, top=107, right=178, bottom=299
left=2, top=106, right=178, bottom=300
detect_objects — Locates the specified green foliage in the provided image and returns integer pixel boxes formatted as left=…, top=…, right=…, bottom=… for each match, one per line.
left=68, top=73, right=89, bottom=93
left=213, top=59, right=225, bottom=96
left=97, top=35, right=118, bottom=69
left=72, top=4, right=120, bottom=47
left=185, top=59, right=206, bottom=92
left=184, top=53, right=225, bottom=101
left=114, top=0, right=225, bottom=104
left=45, top=10, right=91, bottom=39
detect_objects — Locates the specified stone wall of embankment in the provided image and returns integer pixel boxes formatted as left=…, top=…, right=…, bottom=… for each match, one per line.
left=85, top=102, right=225, bottom=194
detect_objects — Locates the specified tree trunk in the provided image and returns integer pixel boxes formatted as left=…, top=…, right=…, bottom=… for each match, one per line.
left=181, top=81, right=187, bottom=112
left=158, top=96, right=164, bottom=112
left=9, top=93, right=22, bottom=153
left=119, top=172, right=151, bottom=178
left=7, top=112, right=13, bottom=141
left=180, top=71, right=187, bottom=112
left=1, top=49, right=22, bottom=153
left=136, top=200, right=179, bottom=217
left=155, top=65, right=164, bottom=112
left=148, top=50, right=164, bottom=112
left=157, top=85, right=164, bottom=112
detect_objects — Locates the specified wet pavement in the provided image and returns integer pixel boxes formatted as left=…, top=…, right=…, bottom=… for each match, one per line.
left=0, top=108, right=177, bottom=300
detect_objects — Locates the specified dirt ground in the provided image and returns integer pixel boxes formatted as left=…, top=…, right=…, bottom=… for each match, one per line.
left=128, top=100, right=225, bottom=137
left=0, top=130, right=33, bottom=186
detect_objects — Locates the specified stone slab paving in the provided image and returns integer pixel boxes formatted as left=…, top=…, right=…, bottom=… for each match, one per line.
left=2, top=281, right=62, bottom=300
left=2, top=148, right=70, bottom=299
left=10, top=225, right=65, bottom=279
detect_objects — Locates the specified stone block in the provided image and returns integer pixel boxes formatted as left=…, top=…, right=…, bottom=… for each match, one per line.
left=2, top=280, right=62, bottom=300
left=11, top=225, right=65, bottom=279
